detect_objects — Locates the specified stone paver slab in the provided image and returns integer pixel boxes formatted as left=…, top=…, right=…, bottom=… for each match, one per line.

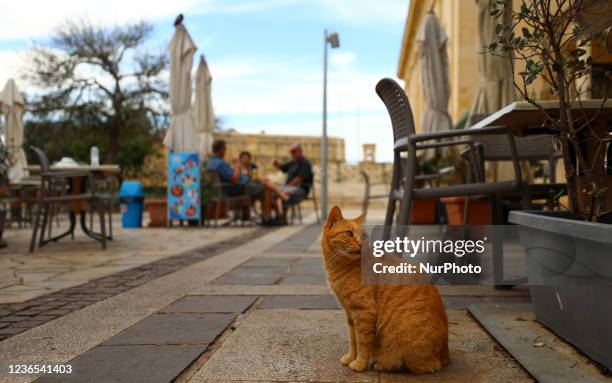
left=441, top=296, right=485, bottom=310
left=219, top=267, right=287, bottom=278
left=192, top=285, right=332, bottom=296
left=259, top=295, right=339, bottom=310
left=468, top=303, right=607, bottom=383
left=290, top=260, right=325, bottom=275
left=239, top=257, right=295, bottom=268
left=35, top=345, right=205, bottom=383
left=210, top=275, right=282, bottom=286
left=280, top=274, right=327, bottom=285
left=190, top=309, right=531, bottom=383
left=189, top=309, right=378, bottom=383
left=266, top=223, right=322, bottom=254
left=103, top=313, right=236, bottom=346
left=160, top=296, right=257, bottom=314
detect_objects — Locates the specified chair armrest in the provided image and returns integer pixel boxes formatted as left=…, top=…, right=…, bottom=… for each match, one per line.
left=408, top=126, right=511, bottom=143
left=415, top=139, right=476, bottom=150
left=413, top=126, right=521, bottom=184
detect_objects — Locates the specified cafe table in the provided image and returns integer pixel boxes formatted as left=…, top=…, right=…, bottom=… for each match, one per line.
left=469, top=99, right=612, bottom=134
left=25, top=164, right=121, bottom=244
left=468, top=99, right=612, bottom=286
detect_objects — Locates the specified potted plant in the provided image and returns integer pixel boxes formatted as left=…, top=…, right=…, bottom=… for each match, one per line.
left=490, top=0, right=612, bottom=370
left=423, top=147, right=492, bottom=225
left=144, top=186, right=167, bottom=227
left=140, top=152, right=168, bottom=227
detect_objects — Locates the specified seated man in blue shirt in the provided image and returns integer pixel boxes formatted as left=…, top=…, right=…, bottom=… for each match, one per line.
left=209, top=139, right=283, bottom=223
left=207, top=139, right=248, bottom=197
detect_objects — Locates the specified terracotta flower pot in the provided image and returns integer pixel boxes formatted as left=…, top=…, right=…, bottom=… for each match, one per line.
left=411, top=199, right=438, bottom=224
left=441, top=196, right=491, bottom=225
left=145, top=199, right=167, bottom=227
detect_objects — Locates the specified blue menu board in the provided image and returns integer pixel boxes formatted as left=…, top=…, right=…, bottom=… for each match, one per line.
left=168, top=152, right=200, bottom=221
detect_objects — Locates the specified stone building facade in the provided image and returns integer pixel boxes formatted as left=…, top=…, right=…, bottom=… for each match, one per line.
left=214, top=129, right=345, bottom=171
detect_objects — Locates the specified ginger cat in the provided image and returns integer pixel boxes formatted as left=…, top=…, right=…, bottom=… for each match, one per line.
left=321, top=206, right=449, bottom=374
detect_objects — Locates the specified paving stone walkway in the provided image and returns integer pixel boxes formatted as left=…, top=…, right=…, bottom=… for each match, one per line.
left=0, top=228, right=270, bottom=341
left=3, top=214, right=607, bottom=383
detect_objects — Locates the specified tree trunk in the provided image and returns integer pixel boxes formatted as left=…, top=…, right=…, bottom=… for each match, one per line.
left=559, top=134, right=581, bottom=217
left=108, top=121, right=120, bottom=163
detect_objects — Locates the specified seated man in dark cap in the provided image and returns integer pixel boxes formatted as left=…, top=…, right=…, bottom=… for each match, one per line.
left=272, top=143, right=314, bottom=223
left=209, top=139, right=291, bottom=223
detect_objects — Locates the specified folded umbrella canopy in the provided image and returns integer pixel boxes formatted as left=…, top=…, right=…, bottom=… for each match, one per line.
left=193, top=55, right=215, bottom=158
left=0, top=79, right=28, bottom=183
left=470, top=0, right=519, bottom=182
left=417, top=11, right=453, bottom=159
left=469, top=0, right=516, bottom=117
left=163, top=22, right=199, bottom=153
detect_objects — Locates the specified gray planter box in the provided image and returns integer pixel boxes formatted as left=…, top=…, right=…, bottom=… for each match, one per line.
left=509, top=210, right=612, bottom=371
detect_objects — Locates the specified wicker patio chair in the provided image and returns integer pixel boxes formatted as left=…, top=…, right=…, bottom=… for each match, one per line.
left=465, top=114, right=566, bottom=212
left=375, top=78, right=516, bottom=233
left=376, top=78, right=530, bottom=286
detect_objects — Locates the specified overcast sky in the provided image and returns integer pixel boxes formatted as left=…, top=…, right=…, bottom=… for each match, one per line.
left=0, top=0, right=409, bottom=163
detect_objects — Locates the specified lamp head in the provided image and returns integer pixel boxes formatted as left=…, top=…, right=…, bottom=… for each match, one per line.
left=327, top=32, right=340, bottom=48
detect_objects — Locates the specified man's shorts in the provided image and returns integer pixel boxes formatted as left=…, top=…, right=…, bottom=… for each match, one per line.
left=280, top=185, right=306, bottom=205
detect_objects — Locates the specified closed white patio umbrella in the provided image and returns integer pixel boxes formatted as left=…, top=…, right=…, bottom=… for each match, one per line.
left=469, top=0, right=516, bottom=118
left=0, top=79, right=28, bottom=183
left=470, top=0, right=519, bottom=181
left=193, top=55, right=215, bottom=158
left=417, top=11, right=453, bottom=159
left=163, top=18, right=199, bottom=153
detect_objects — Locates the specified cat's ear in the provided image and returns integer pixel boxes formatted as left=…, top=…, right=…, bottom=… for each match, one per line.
left=356, top=211, right=367, bottom=223
left=326, top=206, right=343, bottom=229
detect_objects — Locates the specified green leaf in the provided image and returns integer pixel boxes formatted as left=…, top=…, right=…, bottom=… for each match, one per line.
left=522, top=27, right=531, bottom=38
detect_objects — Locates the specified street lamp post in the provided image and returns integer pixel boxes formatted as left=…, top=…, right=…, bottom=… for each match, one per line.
left=321, top=29, right=339, bottom=221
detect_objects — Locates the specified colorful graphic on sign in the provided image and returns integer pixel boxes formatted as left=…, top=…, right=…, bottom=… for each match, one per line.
left=168, top=152, right=200, bottom=221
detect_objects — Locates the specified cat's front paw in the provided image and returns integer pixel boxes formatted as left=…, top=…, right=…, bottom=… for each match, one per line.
left=349, top=359, right=368, bottom=372
left=340, top=353, right=355, bottom=365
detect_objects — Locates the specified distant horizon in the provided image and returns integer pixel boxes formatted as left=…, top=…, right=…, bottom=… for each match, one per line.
left=0, top=0, right=410, bottom=163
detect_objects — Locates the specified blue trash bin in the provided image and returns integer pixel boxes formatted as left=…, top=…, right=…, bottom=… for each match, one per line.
left=119, top=181, right=145, bottom=228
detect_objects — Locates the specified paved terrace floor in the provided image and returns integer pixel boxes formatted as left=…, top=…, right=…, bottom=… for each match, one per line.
left=0, top=208, right=606, bottom=382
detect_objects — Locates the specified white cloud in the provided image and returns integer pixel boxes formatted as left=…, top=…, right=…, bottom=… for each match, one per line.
left=316, top=0, right=408, bottom=26
left=331, top=51, right=356, bottom=69
left=0, top=0, right=407, bottom=41
left=0, top=0, right=195, bottom=40
left=206, top=52, right=398, bottom=162
left=0, top=51, right=28, bottom=91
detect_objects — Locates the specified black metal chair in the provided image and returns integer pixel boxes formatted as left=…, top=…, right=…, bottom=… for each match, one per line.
left=376, top=78, right=521, bottom=233
left=377, top=78, right=571, bottom=286
left=288, top=173, right=320, bottom=225
left=29, top=147, right=107, bottom=252
left=360, top=170, right=390, bottom=213
left=377, top=78, right=531, bottom=287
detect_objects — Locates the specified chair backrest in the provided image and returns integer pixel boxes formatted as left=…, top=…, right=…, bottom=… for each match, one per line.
left=375, top=78, right=416, bottom=149
left=30, top=146, right=50, bottom=172
left=468, top=114, right=557, bottom=161
left=203, top=169, right=222, bottom=186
